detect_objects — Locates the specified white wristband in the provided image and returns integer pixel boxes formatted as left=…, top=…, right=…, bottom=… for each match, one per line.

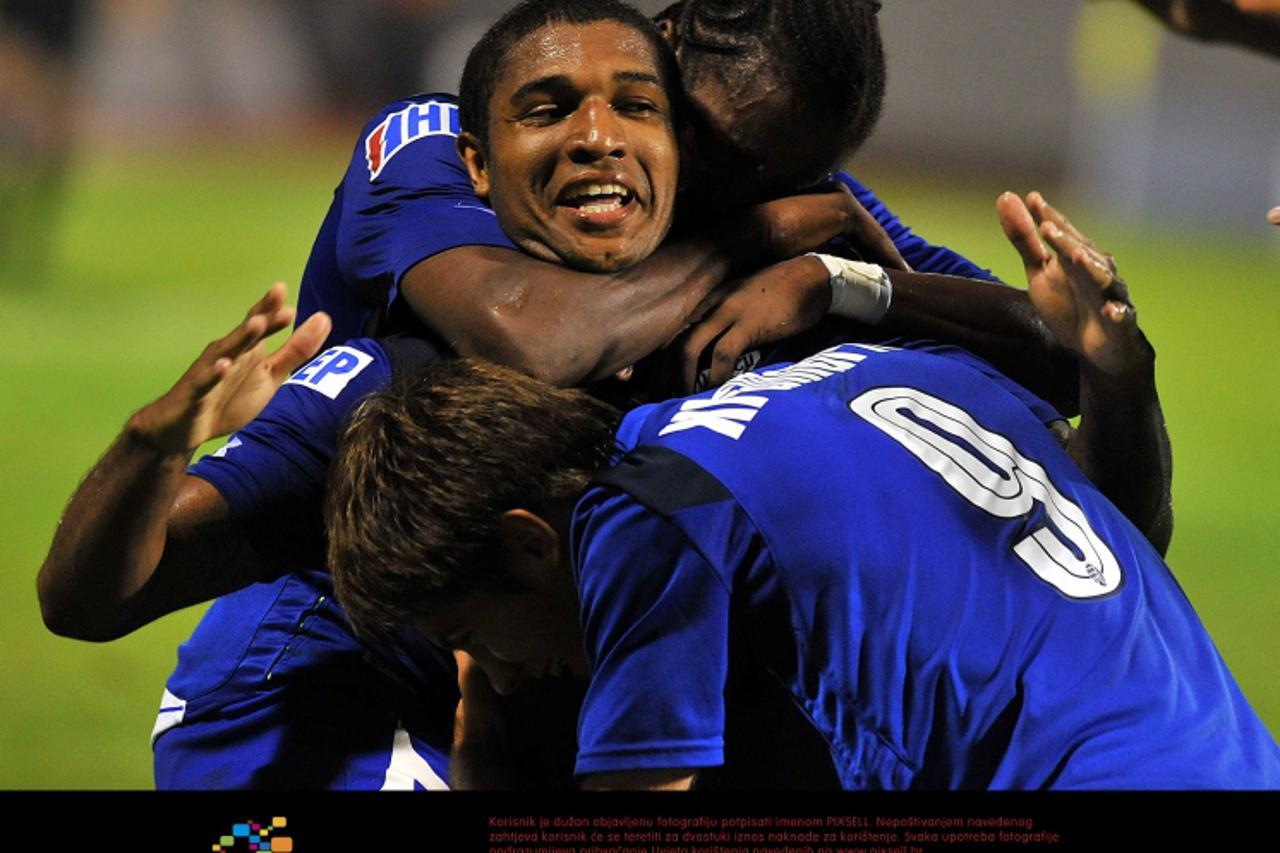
left=807, top=253, right=892, bottom=325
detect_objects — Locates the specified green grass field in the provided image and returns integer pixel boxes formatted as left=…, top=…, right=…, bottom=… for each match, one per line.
left=1, top=141, right=1276, bottom=788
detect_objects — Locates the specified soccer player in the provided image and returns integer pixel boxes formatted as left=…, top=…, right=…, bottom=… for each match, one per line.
left=42, top=0, right=914, bottom=790
left=290, top=0, right=1170, bottom=543
left=295, top=0, right=1078, bottom=407
left=37, top=0, right=1163, bottom=789
left=40, top=0, right=695, bottom=789
left=325, top=284, right=1280, bottom=792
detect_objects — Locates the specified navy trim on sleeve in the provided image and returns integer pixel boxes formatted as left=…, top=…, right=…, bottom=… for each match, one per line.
left=592, top=445, right=732, bottom=516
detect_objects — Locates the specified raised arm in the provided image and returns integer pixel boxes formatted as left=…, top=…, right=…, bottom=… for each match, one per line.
left=673, top=255, right=1079, bottom=413
left=398, top=188, right=871, bottom=388
left=38, top=286, right=330, bottom=640
left=999, top=191, right=1173, bottom=553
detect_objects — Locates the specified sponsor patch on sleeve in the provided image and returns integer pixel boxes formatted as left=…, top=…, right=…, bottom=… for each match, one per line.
left=365, top=100, right=460, bottom=181
left=285, top=346, right=375, bottom=400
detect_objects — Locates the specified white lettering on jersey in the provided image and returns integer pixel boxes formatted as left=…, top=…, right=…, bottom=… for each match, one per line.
left=658, top=395, right=770, bottom=439
left=659, top=344, right=875, bottom=440
left=849, top=386, right=1122, bottom=599
left=285, top=346, right=374, bottom=400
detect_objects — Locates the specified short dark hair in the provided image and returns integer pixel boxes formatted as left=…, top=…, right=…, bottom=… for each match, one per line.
left=678, top=0, right=886, bottom=159
left=458, top=0, right=680, bottom=151
left=326, top=359, right=621, bottom=643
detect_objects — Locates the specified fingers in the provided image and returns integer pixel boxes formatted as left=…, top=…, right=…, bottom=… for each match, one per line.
left=184, top=311, right=269, bottom=399
left=1028, top=192, right=1091, bottom=249
left=267, top=311, right=332, bottom=381
left=997, top=191, right=1049, bottom=272
left=680, top=318, right=728, bottom=393
left=706, top=328, right=750, bottom=389
left=209, top=284, right=290, bottom=364
left=256, top=282, right=297, bottom=338
left=244, top=281, right=286, bottom=321
left=845, top=191, right=910, bottom=271
left=1101, top=300, right=1134, bottom=326
left=190, top=282, right=301, bottom=397
left=186, top=355, right=235, bottom=399
left=1028, top=192, right=1119, bottom=274
left=1042, top=222, right=1131, bottom=305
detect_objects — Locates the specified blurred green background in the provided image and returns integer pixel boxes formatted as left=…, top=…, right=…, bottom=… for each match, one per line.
left=0, top=139, right=1275, bottom=788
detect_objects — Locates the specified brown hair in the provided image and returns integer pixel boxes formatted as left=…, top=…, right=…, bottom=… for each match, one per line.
left=326, top=358, right=621, bottom=643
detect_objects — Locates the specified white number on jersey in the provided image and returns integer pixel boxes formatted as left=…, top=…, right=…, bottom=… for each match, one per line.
left=849, top=386, right=1122, bottom=599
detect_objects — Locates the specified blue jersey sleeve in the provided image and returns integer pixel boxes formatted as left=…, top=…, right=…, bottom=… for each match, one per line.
left=833, top=171, right=999, bottom=282
left=571, top=487, right=731, bottom=778
left=297, top=95, right=517, bottom=343
left=188, top=339, right=394, bottom=565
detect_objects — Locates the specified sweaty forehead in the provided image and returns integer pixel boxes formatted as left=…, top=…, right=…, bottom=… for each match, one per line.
left=497, top=21, right=664, bottom=98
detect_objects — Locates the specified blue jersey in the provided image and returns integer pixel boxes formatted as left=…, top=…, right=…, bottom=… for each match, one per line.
left=571, top=342, right=1280, bottom=789
left=158, top=336, right=455, bottom=790
left=295, top=95, right=994, bottom=345
left=296, top=95, right=515, bottom=345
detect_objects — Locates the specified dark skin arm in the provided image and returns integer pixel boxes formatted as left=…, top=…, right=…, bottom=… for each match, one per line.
left=1001, top=191, right=1174, bottom=554
left=398, top=187, right=896, bottom=388
left=677, top=193, right=1172, bottom=552
left=675, top=257, right=1079, bottom=415
left=37, top=285, right=331, bottom=640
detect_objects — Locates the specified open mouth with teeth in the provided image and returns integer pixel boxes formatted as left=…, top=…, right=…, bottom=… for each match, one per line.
left=559, top=182, right=636, bottom=218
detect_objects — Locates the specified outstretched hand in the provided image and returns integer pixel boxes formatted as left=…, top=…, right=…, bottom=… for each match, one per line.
left=998, top=191, right=1151, bottom=379
left=127, top=283, right=331, bottom=454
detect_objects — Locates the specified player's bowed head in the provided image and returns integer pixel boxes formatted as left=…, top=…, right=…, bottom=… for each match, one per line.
left=326, top=359, right=613, bottom=694
left=657, top=0, right=887, bottom=212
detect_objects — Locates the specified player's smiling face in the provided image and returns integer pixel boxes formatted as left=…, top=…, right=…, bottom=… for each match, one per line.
left=459, top=20, right=678, bottom=272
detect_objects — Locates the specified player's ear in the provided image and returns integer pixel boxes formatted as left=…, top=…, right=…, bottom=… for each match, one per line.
left=656, top=15, right=677, bottom=47
left=497, top=509, right=560, bottom=586
left=457, top=132, right=490, bottom=199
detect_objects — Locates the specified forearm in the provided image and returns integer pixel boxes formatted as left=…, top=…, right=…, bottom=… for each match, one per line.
left=39, top=285, right=325, bottom=639
left=38, top=424, right=193, bottom=640
left=406, top=238, right=734, bottom=387
left=1068, top=347, right=1174, bottom=554
left=880, top=270, right=1081, bottom=415
left=403, top=191, right=862, bottom=388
